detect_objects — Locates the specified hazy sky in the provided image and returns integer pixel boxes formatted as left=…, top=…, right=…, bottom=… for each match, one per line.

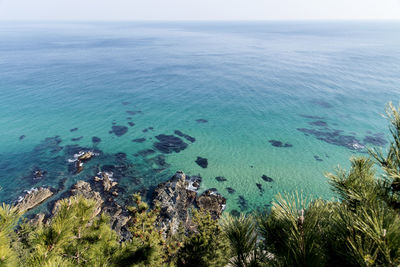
left=0, top=0, right=400, bottom=21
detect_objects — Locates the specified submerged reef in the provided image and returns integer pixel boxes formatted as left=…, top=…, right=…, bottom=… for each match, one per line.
left=174, top=130, right=196, bottom=143
left=195, top=157, right=208, bottom=168
left=111, top=125, right=129, bottom=137
left=269, top=140, right=293, bottom=148
left=153, top=134, right=188, bottom=154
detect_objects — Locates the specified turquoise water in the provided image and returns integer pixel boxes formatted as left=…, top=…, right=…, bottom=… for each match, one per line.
left=1, top=21, right=400, bottom=213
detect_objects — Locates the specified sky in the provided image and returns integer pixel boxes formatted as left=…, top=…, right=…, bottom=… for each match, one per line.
left=0, top=0, right=400, bottom=21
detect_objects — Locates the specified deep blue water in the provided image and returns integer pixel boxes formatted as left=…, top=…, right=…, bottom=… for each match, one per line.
left=0, top=21, right=399, bottom=213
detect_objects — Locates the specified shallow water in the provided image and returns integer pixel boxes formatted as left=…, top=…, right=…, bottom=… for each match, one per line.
left=0, top=21, right=399, bottom=213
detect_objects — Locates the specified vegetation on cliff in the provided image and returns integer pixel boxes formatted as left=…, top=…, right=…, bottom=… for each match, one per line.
left=1, top=103, right=400, bottom=266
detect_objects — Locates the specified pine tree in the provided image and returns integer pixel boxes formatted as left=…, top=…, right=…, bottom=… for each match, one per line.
left=0, top=203, right=21, bottom=267
left=177, top=210, right=229, bottom=267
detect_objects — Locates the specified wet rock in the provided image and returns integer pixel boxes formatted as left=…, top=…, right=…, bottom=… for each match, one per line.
left=314, top=155, right=323, bottom=162
left=78, top=151, right=94, bottom=161
left=111, top=125, right=128, bottom=137
left=153, top=134, right=188, bottom=154
left=269, top=140, right=293, bottom=148
left=126, top=110, right=142, bottom=116
left=19, top=135, right=26, bottom=140
left=75, top=160, right=84, bottom=174
left=256, top=183, right=264, bottom=193
left=309, top=120, right=328, bottom=127
left=363, top=135, right=387, bottom=146
left=94, top=172, right=118, bottom=192
left=92, top=136, right=101, bottom=144
left=128, top=122, right=135, bottom=127
left=196, top=119, right=208, bottom=123
left=33, top=169, right=47, bottom=179
left=196, top=189, right=226, bottom=218
left=215, top=176, right=227, bottom=182
left=226, top=187, right=236, bottom=194
left=70, top=128, right=78, bottom=132
left=262, top=175, right=274, bottom=182
left=174, top=130, right=196, bottom=143
left=238, top=196, right=248, bottom=211
left=195, top=157, right=208, bottom=168
left=15, top=187, right=54, bottom=213
left=230, top=210, right=240, bottom=217
left=132, top=138, right=146, bottom=143
left=71, top=136, right=83, bottom=142
left=297, top=128, right=364, bottom=150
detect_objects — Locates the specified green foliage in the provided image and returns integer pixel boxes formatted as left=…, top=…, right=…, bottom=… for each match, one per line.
left=26, top=195, right=119, bottom=266
left=258, top=193, right=334, bottom=267
left=221, top=214, right=260, bottom=267
left=0, top=204, right=21, bottom=266
left=177, top=210, right=229, bottom=267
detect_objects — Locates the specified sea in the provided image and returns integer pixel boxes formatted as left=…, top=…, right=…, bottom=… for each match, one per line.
left=0, top=21, right=399, bottom=214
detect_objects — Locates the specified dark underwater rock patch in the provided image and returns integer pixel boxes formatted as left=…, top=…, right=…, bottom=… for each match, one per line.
left=309, top=120, right=328, bottom=127
left=153, top=134, right=188, bottom=154
left=132, top=138, right=146, bottom=143
left=126, top=110, right=142, bottom=116
left=121, top=101, right=130, bottom=106
left=226, top=187, right=236, bottom=194
left=269, top=140, right=293, bottom=148
left=71, top=136, right=83, bottom=142
left=126, top=117, right=132, bottom=120
left=196, top=119, right=208, bottom=123
left=70, top=128, right=78, bottom=132
left=314, top=155, right=323, bottom=162
left=238, top=195, right=248, bottom=211
left=135, top=149, right=156, bottom=157
left=195, top=157, right=208, bottom=168
left=19, top=135, right=26, bottom=140
left=311, top=99, right=333, bottom=108
left=174, top=130, right=196, bottom=143
left=262, top=175, right=274, bottom=182
left=115, top=152, right=127, bottom=161
left=92, top=136, right=101, bottom=144
left=128, top=122, right=135, bottom=127
left=230, top=210, right=240, bottom=217
left=34, top=136, right=63, bottom=154
left=256, top=183, right=264, bottom=194
left=363, top=135, right=387, bottom=146
left=143, top=129, right=148, bottom=133
left=297, top=128, right=364, bottom=150
left=215, top=176, right=227, bottom=182
left=111, top=125, right=128, bottom=137
left=299, top=114, right=325, bottom=120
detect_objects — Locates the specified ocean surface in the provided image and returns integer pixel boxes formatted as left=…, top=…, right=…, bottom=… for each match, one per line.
left=0, top=21, right=399, bottom=214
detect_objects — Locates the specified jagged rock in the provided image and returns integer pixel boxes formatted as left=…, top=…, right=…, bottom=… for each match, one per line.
left=52, top=181, right=103, bottom=217
left=196, top=189, right=226, bottom=218
left=29, top=213, right=46, bottom=226
left=16, top=187, right=54, bottom=213
left=152, top=171, right=225, bottom=235
left=78, top=151, right=94, bottom=161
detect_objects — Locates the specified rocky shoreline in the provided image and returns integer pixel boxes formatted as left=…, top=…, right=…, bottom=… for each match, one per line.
left=15, top=170, right=226, bottom=241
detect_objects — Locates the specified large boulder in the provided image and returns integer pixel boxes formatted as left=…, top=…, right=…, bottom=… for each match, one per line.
left=16, top=187, right=54, bottom=213
left=196, top=189, right=226, bottom=219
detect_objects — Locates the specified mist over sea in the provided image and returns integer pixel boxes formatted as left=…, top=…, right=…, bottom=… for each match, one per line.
left=0, top=21, right=399, bottom=213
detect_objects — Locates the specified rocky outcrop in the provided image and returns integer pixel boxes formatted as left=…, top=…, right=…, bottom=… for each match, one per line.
left=94, top=172, right=118, bottom=192
left=152, top=171, right=225, bottom=235
left=15, top=187, right=54, bottom=213
left=196, top=189, right=226, bottom=219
